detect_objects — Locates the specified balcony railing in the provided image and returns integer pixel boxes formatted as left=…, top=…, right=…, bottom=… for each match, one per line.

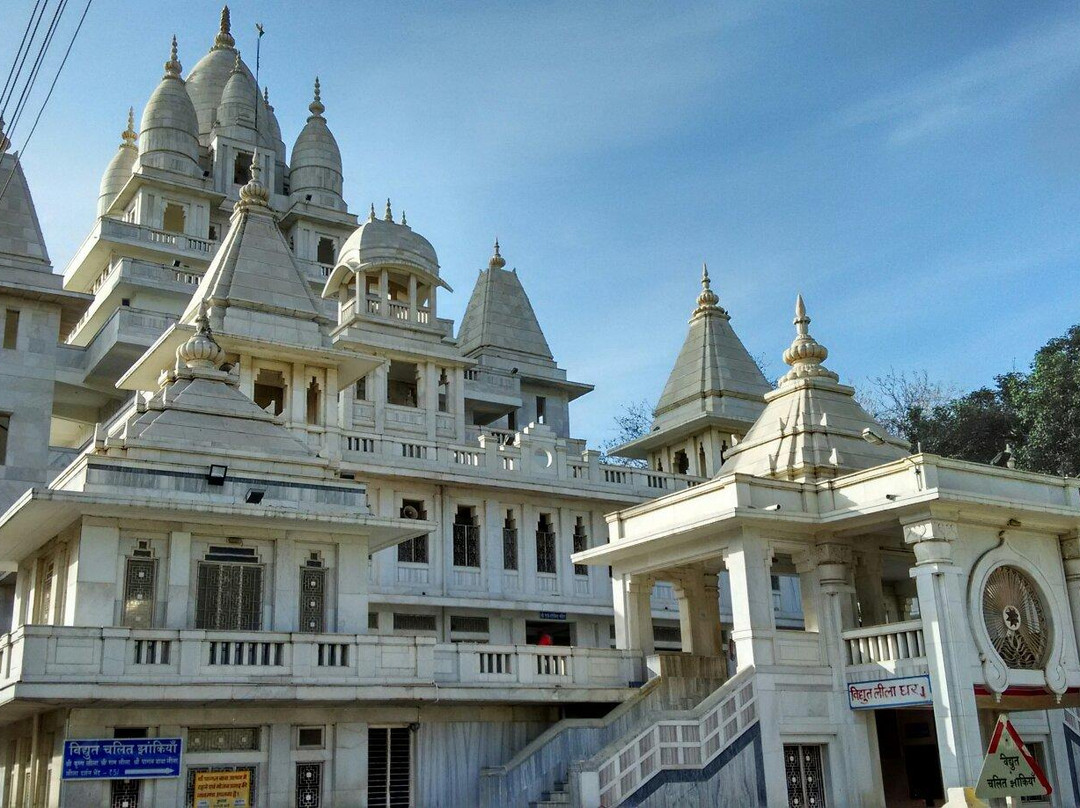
left=99, top=218, right=217, bottom=257
left=842, top=619, right=927, bottom=681
left=0, top=626, right=643, bottom=698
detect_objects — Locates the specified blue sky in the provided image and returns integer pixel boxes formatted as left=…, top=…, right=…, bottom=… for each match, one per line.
left=4, top=1, right=1080, bottom=445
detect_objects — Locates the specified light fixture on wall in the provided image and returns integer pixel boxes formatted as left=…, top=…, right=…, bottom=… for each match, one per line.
left=207, top=464, right=228, bottom=486
left=861, top=427, right=886, bottom=446
left=244, top=488, right=265, bottom=504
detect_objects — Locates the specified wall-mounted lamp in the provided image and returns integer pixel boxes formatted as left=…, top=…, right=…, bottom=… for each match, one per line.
left=861, top=428, right=886, bottom=446
left=763, top=503, right=781, bottom=512
left=207, top=464, right=228, bottom=486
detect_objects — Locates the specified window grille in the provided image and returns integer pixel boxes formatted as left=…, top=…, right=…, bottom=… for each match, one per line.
left=37, top=559, right=56, bottom=623
left=654, top=624, right=682, bottom=644
left=982, top=565, right=1050, bottom=670
left=452, top=524, right=480, bottom=568
left=368, top=612, right=380, bottom=630
left=502, top=511, right=518, bottom=571
left=186, top=727, right=259, bottom=753
left=450, top=616, right=489, bottom=634
left=299, top=567, right=326, bottom=633
left=111, top=779, right=139, bottom=808
left=573, top=517, right=588, bottom=576
left=195, top=562, right=263, bottom=630
left=297, top=727, right=324, bottom=749
left=397, top=535, right=428, bottom=564
left=123, top=556, right=157, bottom=628
left=393, top=613, right=436, bottom=633
left=186, top=766, right=257, bottom=808
left=784, top=744, right=826, bottom=808
left=536, top=514, right=556, bottom=574
left=296, top=762, right=322, bottom=808
left=367, top=727, right=411, bottom=808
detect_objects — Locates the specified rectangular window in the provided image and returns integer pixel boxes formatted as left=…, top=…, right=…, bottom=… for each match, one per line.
left=195, top=561, right=263, bottom=630
left=3, top=310, right=19, bottom=350
left=0, top=413, right=9, bottom=465
left=452, top=505, right=480, bottom=568
left=298, top=566, right=326, bottom=633
left=36, top=558, right=56, bottom=624
left=502, top=510, right=518, bottom=571
left=368, top=612, right=380, bottom=631
left=186, top=727, right=260, bottom=752
left=316, top=236, right=336, bottom=266
left=297, top=727, right=325, bottom=749
left=355, top=375, right=367, bottom=401
left=536, top=513, right=556, bottom=574
left=392, top=613, right=436, bottom=633
left=122, top=555, right=157, bottom=628
left=233, top=151, right=253, bottom=185
left=535, top=396, right=547, bottom=425
left=387, top=360, right=419, bottom=407
left=397, top=535, right=428, bottom=564
left=296, top=762, right=323, bottom=808
left=573, top=517, right=588, bottom=576
left=507, top=410, right=517, bottom=431
left=367, top=727, right=411, bottom=808
left=784, top=745, right=827, bottom=808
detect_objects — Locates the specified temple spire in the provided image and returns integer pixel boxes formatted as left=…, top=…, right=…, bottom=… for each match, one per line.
left=780, top=294, right=837, bottom=382
left=214, top=5, right=235, bottom=50
left=164, top=35, right=182, bottom=79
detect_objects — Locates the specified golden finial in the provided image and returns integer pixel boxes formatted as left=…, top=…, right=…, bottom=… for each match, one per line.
left=781, top=294, right=836, bottom=382
left=489, top=238, right=506, bottom=269
left=309, top=77, right=324, bottom=117
left=121, top=107, right=137, bottom=146
left=368, top=203, right=376, bottom=222
left=214, top=5, right=235, bottom=50
left=164, top=35, right=182, bottom=79
left=385, top=198, right=393, bottom=222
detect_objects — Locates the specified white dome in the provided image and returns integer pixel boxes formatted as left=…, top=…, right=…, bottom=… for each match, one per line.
left=138, top=38, right=200, bottom=178
left=337, top=211, right=439, bottom=276
left=289, top=79, right=344, bottom=210
left=97, top=110, right=138, bottom=216
left=217, top=57, right=256, bottom=129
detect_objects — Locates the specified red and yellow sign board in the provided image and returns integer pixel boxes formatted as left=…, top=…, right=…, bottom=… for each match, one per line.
left=193, top=770, right=251, bottom=808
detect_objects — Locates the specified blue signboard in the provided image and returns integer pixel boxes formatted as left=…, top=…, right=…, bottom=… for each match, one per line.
left=62, top=738, right=182, bottom=780
left=539, top=611, right=567, bottom=620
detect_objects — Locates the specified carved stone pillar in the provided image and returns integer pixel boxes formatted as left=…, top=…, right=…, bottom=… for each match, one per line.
left=903, top=517, right=983, bottom=806
left=672, top=569, right=723, bottom=657
left=612, top=572, right=655, bottom=654
left=1059, top=533, right=1080, bottom=668
left=723, top=534, right=774, bottom=668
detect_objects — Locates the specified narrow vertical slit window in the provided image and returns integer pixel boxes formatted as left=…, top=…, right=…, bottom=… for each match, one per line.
left=573, top=517, right=588, bottom=576
left=452, top=505, right=480, bottom=568
left=3, top=310, right=19, bottom=350
left=536, top=513, right=556, bottom=574
left=502, top=510, right=518, bottom=571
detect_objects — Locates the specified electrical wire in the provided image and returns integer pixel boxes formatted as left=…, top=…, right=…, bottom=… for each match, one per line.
left=0, top=0, right=50, bottom=120
left=4, top=0, right=69, bottom=148
left=0, top=0, right=93, bottom=206
left=0, top=0, right=45, bottom=115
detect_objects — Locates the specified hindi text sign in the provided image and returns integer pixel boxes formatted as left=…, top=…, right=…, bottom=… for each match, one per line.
left=193, top=769, right=251, bottom=808
left=975, top=715, right=1051, bottom=799
left=61, top=738, right=182, bottom=780
left=847, top=675, right=932, bottom=710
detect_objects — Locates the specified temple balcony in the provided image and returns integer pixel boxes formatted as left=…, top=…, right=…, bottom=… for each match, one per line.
left=841, top=618, right=929, bottom=683
left=463, top=366, right=523, bottom=416
left=0, top=626, right=643, bottom=721
left=63, top=217, right=217, bottom=293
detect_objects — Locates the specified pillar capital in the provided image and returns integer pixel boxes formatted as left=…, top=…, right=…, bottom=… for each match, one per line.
left=902, top=517, right=958, bottom=565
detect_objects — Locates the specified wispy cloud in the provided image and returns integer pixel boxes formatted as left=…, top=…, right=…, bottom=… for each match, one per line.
left=827, top=16, right=1080, bottom=145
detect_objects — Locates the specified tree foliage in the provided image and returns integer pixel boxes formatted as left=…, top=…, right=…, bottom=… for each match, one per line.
left=599, top=399, right=653, bottom=468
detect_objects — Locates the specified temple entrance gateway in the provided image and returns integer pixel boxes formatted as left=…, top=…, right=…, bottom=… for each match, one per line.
left=875, top=709, right=945, bottom=807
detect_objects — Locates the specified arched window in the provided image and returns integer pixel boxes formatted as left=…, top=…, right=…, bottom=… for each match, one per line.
left=162, top=202, right=186, bottom=234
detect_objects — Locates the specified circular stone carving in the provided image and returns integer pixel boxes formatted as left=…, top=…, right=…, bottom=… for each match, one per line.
left=982, top=565, right=1049, bottom=670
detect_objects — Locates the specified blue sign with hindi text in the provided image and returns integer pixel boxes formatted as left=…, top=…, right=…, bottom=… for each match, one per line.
left=62, top=737, right=182, bottom=780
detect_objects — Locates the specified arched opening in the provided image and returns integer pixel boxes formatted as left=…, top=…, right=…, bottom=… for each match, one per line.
left=697, top=443, right=707, bottom=476
left=253, top=369, right=286, bottom=416
left=162, top=202, right=186, bottom=235
left=316, top=237, right=336, bottom=266
left=306, top=377, right=322, bottom=425
left=674, top=449, right=689, bottom=475
left=233, top=151, right=253, bottom=185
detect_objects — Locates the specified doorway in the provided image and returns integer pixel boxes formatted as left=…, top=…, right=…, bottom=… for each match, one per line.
left=525, top=620, right=572, bottom=646
left=875, top=708, right=945, bottom=807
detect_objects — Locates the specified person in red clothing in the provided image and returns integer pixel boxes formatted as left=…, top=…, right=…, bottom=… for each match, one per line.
left=536, top=631, right=553, bottom=646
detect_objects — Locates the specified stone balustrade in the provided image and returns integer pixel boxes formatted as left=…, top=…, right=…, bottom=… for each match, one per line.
left=841, top=618, right=928, bottom=682
left=98, top=217, right=216, bottom=257
left=0, top=626, right=642, bottom=700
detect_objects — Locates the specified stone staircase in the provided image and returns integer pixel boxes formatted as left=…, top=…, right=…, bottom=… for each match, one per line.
left=480, top=655, right=732, bottom=808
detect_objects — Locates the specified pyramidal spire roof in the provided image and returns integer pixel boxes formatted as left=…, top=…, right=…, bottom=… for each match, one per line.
left=180, top=148, right=327, bottom=335
left=0, top=117, right=51, bottom=272
left=457, top=241, right=554, bottom=362
left=719, top=295, right=908, bottom=482
left=653, top=264, right=771, bottom=431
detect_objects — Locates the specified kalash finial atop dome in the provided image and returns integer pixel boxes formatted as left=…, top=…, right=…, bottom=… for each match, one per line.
left=780, top=294, right=838, bottom=383
left=214, top=5, right=235, bottom=50
left=237, top=147, right=270, bottom=208
left=121, top=107, right=137, bottom=146
left=489, top=238, right=506, bottom=269
left=693, top=262, right=728, bottom=318
left=309, top=77, right=325, bottom=118
left=164, top=35, right=182, bottom=79
left=177, top=302, right=225, bottom=370
left=384, top=198, right=393, bottom=222
left=368, top=203, right=376, bottom=222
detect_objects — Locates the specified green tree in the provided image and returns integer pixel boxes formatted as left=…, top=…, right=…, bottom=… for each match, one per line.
left=911, top=386, right=1016, bottom=465
left=599, top=399, right=653, bottom=468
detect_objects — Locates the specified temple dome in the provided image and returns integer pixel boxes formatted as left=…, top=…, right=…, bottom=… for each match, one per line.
left=216, top=54, right=256, bottom=129
left=138, top=37, right=200, bottom=178
left=97, top=109, right=138, bottom=216
left=289, top=78, right=344, bottom=210
left=334, top=203, right=439, bottom=277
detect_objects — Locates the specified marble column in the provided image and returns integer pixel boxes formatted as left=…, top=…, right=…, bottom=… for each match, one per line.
left=1059, top=534, right=1080, bottom=662
left=903, top=517, right=984, bottom=807
left=612, top=572, right=654, bottom=654
left=722, top=534, right=774, bottom=668
left=672, top=569, right=723, bottom=657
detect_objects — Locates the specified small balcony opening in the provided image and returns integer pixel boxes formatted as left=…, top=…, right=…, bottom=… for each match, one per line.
left=162, top=202, right=185, bottom=235
left=387, top=360, right=418, bottom=407
left=317, top=236, right=336, bottom=265
left=254, top=369, right=286, bottom=416
left=673, top=449, right=689, bottom=475
left=233, top=151, right=253, bottom=185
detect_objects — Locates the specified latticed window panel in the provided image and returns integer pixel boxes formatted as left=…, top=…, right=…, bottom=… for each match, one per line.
left=186, top=726, right=260, bottom=753
left=296, top=762, right=322, bottom=808
left=185, top=765, right=257, bottom=808
left=110, top=779, right=139, bottom=808
left=982, top=565, right=1050, bottom=670
left=784, top=744, right=826, bottom=808
left=397, top=535, right=428, bottom=564
left=452, top=524, right=481, bottom=568
left=502, top=528, right=518, bottom=570
left=195, top=562, right=263, bottom=630
left=123, top=557, right=157, bottom=628
left=536, top=531, right=557, bottom=574
left=573, top=518, right=589, bottom=576
left=299, top=567, right=326, bottom=633
left=368, top=727, right=411, bottom=808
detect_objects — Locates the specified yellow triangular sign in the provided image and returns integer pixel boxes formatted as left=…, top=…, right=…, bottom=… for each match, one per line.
left=975, top=714, right=1051, bottom=799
